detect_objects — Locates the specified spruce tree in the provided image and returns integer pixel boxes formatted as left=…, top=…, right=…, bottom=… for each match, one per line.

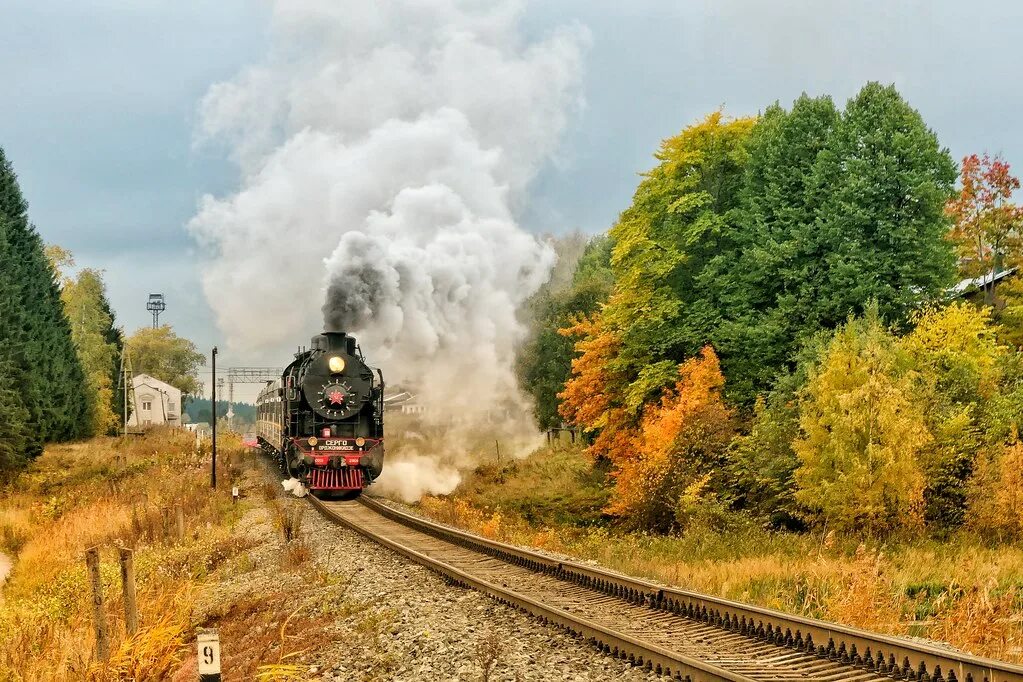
left=0, top=146, right=89, bottom=444
left=0, top=217, right=33, bottom=468
left=101, top=293, right=125, bottom=432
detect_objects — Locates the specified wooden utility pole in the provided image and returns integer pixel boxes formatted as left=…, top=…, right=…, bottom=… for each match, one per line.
left=119, top=547, right=139, bottom=635
left=85, top=547, right=110, bottom=662
left=211, top=346, right=218, bottom=490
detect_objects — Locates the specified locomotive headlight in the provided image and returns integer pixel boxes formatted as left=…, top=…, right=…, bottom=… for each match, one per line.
left=355, top=437, right=366, bottom=447
left=328, top=356, right=346, bottom=373
left=307, top=436, right=318, bottom=447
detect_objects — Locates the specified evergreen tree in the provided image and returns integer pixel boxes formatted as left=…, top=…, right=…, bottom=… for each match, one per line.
left=0, top=146, right=89, bottom=446
left=101, top=293, right=126, bottom=430
left=0, top=218, right=33, bottom=472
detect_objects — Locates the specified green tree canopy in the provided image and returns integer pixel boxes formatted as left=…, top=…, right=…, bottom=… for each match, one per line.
left=710, top=84, right=958, bottom=402
left=125, top=326, right=205, bottom=396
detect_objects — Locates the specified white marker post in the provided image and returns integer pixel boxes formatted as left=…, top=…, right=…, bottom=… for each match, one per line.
left=197, top=629, right=221, bottom=681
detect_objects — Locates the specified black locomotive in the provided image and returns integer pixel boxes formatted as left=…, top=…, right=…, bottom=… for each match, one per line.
left=256, top=331, right=384, bottom=495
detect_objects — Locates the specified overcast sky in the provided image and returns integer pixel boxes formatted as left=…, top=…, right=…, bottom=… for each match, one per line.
left=2, top=1, right=1021, bottom=399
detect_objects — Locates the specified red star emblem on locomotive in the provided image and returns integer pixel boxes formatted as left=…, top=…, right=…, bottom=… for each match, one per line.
left=328, top=390, right=345, bottom=405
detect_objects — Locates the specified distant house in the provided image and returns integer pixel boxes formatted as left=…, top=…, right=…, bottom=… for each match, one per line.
left=128, top=374, right=182, bottom=429
left=185, top=422, right=212, bottom=438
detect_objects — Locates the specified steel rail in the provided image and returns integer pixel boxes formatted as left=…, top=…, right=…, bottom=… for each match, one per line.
left=309, top=493, right=1023, bottom=682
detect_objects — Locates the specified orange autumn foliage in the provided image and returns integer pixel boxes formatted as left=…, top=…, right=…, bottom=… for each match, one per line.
left=558, top=314, right=619, bottom=428
left=558, top=314, right=635, bottom=463
left=608, top=347, right=735, bottom=532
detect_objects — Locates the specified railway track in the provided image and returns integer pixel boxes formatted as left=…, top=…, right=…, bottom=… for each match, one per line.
left=308, top=494, right=1023, bottom=682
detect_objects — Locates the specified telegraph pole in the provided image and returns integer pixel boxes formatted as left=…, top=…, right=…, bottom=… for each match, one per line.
left=211, top=347, right=218, bottom=490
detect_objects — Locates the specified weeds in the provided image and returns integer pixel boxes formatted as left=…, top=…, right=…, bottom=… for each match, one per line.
left=0, top=429, right=251, bottom=680
left=475, top=629, right=505, bottom=682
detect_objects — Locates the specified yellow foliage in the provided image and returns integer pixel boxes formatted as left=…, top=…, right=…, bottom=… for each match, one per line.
left=969, top=438, right=1023, bottom=539
left=903, top=301, right=1004, bottom=398
left=794, top=314, right=929, bottom=534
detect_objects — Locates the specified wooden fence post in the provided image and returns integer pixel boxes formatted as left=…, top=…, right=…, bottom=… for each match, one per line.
left=85, top=547, right=110, bottom=662
left=175, top=504, right=185, bottom=540
left=119, top=547, right=139, bottom=635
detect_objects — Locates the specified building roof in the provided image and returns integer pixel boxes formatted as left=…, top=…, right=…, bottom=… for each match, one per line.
left=133, top=373, right=181, bottom=394
left=951, top=268, right=1018, bottom=296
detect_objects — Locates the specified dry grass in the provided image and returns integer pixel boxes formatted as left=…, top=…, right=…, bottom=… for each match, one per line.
left=0, top=428, right=253, bottom=680
left=417, top=443, right=1023, bottom=662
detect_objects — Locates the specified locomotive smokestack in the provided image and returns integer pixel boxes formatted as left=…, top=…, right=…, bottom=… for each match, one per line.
left=312, top=331, right=357, bottom=356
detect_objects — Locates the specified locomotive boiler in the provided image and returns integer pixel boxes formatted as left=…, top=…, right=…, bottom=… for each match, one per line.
left=256, top=331, right=384, bottom=495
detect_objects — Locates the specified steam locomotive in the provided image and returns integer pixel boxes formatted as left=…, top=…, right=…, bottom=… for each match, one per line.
left=256, top=331, right=384, bottom=496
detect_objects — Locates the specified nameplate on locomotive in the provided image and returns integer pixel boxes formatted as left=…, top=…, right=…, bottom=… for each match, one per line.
left=319, top=439, right=356, bottom=451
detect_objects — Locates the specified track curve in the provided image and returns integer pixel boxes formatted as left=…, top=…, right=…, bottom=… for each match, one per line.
left=308, top=494, right=1023, bottom=682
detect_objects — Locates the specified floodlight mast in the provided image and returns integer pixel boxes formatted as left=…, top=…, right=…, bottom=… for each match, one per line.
left=146, top=293, right=166, bottom=328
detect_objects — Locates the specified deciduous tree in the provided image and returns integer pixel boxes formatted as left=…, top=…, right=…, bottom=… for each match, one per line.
left=606, top=347, right=735, bottom=533
left=604, top=112, right=755, bottom=412
left=517, top=235, right=613, bottom=430
left=125, top=326, right=205, bottom=397
left=794, top=309, right=929, bottom=534
left=902, top=302, right=1004, bottom=530
left=946, top=153, right=1023, bottom=304
left=48, top=247, right=123, bottom=436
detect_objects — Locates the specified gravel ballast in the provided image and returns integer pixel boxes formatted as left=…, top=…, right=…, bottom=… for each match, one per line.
left=190, top=465, right=657, bottom=681
left=293, top=494, right=658, bottom=681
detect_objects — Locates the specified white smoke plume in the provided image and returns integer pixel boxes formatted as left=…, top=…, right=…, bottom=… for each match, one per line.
left=189, top=1, right=589, bottom=498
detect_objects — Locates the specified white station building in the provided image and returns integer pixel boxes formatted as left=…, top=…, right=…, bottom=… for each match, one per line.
left=127, top=373, right=183, bottom=428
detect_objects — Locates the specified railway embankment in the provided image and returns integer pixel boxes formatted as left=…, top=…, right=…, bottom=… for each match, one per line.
left=411, top=441, right=1023, bottom=663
